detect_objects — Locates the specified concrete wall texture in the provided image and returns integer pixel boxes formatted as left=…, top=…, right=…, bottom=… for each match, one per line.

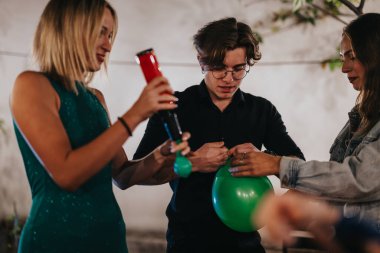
left=1, top=0, right=379, bottom=232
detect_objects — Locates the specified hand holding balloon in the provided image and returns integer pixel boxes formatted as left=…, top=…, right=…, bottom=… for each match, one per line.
left=228, top=146, right=281, bottom=177
left=159, top=132, right=191, bottom=157
left=188, top=142, right=229, bottom=173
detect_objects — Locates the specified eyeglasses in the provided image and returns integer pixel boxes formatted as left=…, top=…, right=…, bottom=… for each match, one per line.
left=206, top=64, right=250, bottom=80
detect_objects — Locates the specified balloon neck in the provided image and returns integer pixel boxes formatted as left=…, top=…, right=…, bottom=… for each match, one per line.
left=174, top=150, right=192, bottom=178
left=215, top=157, right=232, bottom=177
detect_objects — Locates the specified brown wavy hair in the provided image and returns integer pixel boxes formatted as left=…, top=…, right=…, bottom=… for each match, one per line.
left=344, top=13, right=380, bottom=135
left=193, top=17, right=261, bottom=68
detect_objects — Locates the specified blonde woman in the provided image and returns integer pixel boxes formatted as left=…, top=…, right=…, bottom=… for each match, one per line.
left=10, top=0, right=190, bottom=252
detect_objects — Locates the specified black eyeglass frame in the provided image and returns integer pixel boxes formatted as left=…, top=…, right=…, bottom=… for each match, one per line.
left=206, top=64, right=251, bottom=80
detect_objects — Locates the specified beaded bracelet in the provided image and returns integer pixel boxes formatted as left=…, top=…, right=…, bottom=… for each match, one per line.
left=118, top=117, right=132, bottom=136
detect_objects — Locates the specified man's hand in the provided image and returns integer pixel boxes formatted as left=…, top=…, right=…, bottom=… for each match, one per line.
left=189, top=142, right=228, bottom=173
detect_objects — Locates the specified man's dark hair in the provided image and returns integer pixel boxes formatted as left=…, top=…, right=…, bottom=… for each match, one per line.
left=193, top=17, right=261, bottom=68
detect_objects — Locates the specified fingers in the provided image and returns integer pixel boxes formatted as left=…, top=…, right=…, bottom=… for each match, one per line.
left=168, top=132, right=192, bottom=156
left=228, top=143, right=259, bottom=156
left=161, top=140, right=189, bottom=156
left=215, top=150, right=229, bottom=165
left=229, top=151, right=255, bottom=176
left=156, top=102, right=178, bottom=111
left=178, top=145, right=191, bottom=156
left=156, top=93, right=178, bottom=103
left=150, top=85, right=178, bottom=106
left=254, top=193, right=341, bottom=250
left=181, top=132, right=191, bottom=142
left=217, top=145, right=229, bottom=161
left=138, top=77, right=178, bottom=114
left=198, top=141, right=228, bottom=159
left=253, top=194, right=294, bottom=245
left=228, top=146, right=237, bottom=156
left=230, top=151, right=251, bottom=166
left=159, top=139, right=173, bottom=156
left=228, top=166, right=256, bottom=177
left=172, top=141, right=191, bottom=156
left=147, top=76, right=172, bottom=90
left=146, top=76, right=176, bottom=100
left=204, top=144, right=228, bottom=167
left=204, top=141, right=225, bottom=148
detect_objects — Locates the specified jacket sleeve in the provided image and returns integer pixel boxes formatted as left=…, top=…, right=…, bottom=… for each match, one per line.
left=279, top=133, right=380, bottom=202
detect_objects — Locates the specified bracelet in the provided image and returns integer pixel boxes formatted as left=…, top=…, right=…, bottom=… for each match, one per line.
left=118, top=117, right=132, bottom=136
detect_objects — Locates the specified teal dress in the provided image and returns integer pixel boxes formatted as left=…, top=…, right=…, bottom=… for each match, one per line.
left=14, top=77, right=128, bottom=253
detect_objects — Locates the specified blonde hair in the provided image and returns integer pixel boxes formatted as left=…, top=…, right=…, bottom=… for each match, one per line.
left=33, top=0, right=118, bottom=93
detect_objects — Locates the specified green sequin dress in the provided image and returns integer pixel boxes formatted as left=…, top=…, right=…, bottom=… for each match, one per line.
left=14, top=77, right=128, bottom=253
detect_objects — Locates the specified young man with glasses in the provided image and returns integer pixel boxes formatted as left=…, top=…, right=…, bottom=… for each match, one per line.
left=134, top=17, right=304, bottom=253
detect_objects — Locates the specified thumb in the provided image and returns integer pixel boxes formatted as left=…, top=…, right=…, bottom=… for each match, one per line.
left=208, top=141, right=224, bottom=147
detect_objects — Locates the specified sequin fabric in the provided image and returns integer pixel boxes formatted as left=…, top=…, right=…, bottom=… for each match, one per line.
left=14, top=77, right=128, bottom=253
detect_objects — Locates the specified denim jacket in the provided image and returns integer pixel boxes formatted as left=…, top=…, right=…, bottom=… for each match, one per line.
left=280, top=116, right=380, bottom=230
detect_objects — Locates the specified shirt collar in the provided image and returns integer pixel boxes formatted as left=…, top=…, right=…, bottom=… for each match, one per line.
left=198, top=79, right=245, bottom=105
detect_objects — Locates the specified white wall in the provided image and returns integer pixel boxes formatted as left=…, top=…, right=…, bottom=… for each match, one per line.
left=1, top=0, right=379, bottom=230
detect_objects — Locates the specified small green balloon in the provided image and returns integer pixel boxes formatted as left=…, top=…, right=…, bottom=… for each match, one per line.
left=174, top=153, right=192, bottom=178
left=212, top=159, right=273, bottom=232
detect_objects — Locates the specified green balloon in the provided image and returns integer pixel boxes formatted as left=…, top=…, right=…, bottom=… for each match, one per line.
left=174, top=152, right=192, bottom=178
left=212, top=159, right=273, bottom=232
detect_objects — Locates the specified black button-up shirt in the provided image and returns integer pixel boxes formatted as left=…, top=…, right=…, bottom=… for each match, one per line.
left=134, top=80, right=304, bottom=251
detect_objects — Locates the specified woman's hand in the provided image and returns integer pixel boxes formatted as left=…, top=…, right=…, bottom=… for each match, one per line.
left=228, top=143, right=260, bottom=154
left=125, top=76, right=178, bottom=128
left=228, top=149, right=281, bottom=177
left=254, top=192, right=340, bottom=248
left=159, top=132, right=191, bottom=157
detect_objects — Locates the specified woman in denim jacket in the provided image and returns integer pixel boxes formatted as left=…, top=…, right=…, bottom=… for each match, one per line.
left=228, top=13, right=380, bottom=230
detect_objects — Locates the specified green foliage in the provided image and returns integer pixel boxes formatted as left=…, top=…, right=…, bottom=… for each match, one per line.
left=258, top=0, right=362, bottom=32
left=0, top=215, right=24, bottom=253
left=252, top=0, right=365, bottom=71
left=254, top=32, right=263, bottom=43
left=287, top=0, right=348, bottom=25
left=322, top=57, right=343, bottom=71
left=293, top=0, right=306, bottom=12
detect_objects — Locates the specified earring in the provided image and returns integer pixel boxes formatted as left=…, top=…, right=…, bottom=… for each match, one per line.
left=201, top=68, right=205, bottom=74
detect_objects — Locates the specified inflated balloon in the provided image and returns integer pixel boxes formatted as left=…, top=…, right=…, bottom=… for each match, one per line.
left=174, top=152, right=192, bottom=178
left=212, top=158, right=274, bottom=232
